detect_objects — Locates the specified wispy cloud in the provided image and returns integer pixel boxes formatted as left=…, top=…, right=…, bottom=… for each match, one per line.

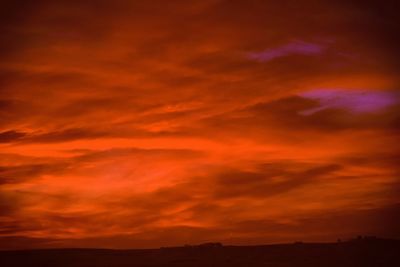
left=247, top=41, right=323, bottom=62
left=299, top=89, right=399, bottom=115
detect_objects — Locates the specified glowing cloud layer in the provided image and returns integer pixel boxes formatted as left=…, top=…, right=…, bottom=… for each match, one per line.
left=0, top=0, right=399, bottom=249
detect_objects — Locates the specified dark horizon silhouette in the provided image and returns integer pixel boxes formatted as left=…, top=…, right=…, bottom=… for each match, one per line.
left=1, top=237, right=399, bottom=267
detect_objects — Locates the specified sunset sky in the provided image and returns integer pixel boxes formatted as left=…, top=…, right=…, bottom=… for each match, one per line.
left=0, top=0, right=399, bottom=249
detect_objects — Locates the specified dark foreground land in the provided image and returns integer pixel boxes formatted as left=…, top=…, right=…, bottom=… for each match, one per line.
left=1, top=238, right=399, bottom=267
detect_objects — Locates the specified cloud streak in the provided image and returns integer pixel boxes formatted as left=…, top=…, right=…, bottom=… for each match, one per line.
left=300, top=89, right=399, bottom=115
left=247, top=41, right=324, bottom=62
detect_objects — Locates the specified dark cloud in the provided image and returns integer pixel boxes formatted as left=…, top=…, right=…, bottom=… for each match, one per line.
left=0, top=127, right=188, bottom=144
left=0, top=99, right=34, bottom=129
left=0, top=236, right=58, bottom=250
left=73, top=147, right=204, bottom=162
left=26, top=128, right=108, bottom=143
left=212, top=164, right=341, bottom=199
left=201, top=96, right=400, bottom=137
left=340, top=0, right=400, bottom=71
left=337, top=152, right=400, bottom=170
left=221, top=203, right=400, bottom=244
left=0, top=162, right=68, bottom=184
left=0, top=130, right=26, bottom=143
left=0, top=146, right=203, bottom=186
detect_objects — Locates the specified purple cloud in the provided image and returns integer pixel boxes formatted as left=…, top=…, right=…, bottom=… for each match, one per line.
left=299, top=89, right=399, bottom=115
left=247, top=41, right=323, bottom=62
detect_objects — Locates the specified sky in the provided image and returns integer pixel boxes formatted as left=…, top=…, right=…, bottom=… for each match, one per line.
left=0, top=0, right=399, bottom=249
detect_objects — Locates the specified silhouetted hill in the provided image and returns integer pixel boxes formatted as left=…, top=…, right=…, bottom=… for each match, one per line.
left=1, top=238, right=399, bottom=267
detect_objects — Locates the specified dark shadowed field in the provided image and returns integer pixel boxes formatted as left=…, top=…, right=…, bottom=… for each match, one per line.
left=1, top=239, right=399, bottom=267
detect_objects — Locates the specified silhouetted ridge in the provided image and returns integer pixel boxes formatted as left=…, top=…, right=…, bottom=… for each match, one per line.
left=1, top=238, right=399, bottom=267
